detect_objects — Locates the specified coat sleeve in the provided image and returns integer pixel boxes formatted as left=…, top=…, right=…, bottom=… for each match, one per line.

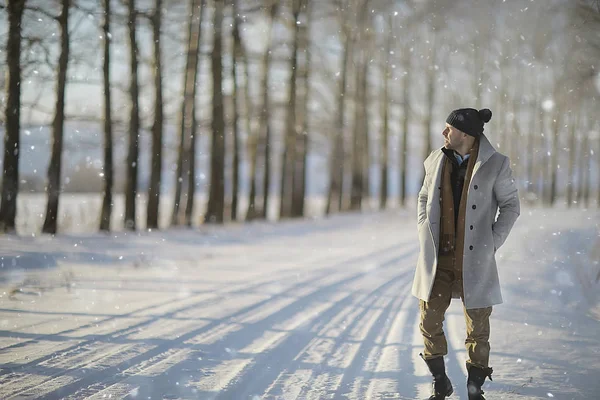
left=492, top=156, right=520, bottom=250
left=417, top=159, right=430, bottom=226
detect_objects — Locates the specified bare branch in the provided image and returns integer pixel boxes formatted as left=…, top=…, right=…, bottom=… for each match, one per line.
left=24, top=5, right=59, bottom=22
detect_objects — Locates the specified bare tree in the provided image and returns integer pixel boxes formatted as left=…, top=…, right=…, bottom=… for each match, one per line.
left=0, top=0, right=26, bottom=233
left=204, top=0, right=225, bottom=223
left=525, top=68, right=539, bottom=197
left=280, top=0, right=302, bottom=219
left=99, top=0, right=113, bottom=232
left=548, top=93, right=565, bottom=206
left=183, top=0, right=206, bottom=227
left=247, top=1, right=278, bottom=221
left=123, top=0, right=140, bottom=231
left=146, top=0, right=163, bottom=230
left=349, top=0, right=370, bottom=211
left=399, top=34, right=412, bottom=208
left=171, top=0, right=202, bottom=226
left=379, top=15, right=393, bottom=210
left=240, top=13, right=258, bottom=221
left=349, top=58, right=364, bottom=210
left=566, top=109, right=580, bottom=207
left=325, top=2, right=352, bottom=215
left=42, top=0, right=70, bottom=234
left=292, top=0, right=311, bottom=217
left=230, top=0, right=243, bottom=221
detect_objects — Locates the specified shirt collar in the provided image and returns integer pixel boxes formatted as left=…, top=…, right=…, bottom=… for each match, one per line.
left=454, top=152, right=470, bottom=165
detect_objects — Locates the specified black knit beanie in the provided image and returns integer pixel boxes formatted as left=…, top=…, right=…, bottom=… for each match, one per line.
left=446, top=108, right=492, bottom=138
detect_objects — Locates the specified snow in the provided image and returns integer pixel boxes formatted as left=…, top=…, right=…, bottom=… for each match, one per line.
left=0, top=207, right=599, bottom=399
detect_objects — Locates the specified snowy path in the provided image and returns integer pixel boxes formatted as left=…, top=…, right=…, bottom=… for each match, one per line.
left=0, top=209, right=598, bottom=399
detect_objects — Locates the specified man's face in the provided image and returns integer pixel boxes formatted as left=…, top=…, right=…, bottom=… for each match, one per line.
left=442, top=123, right=466, bottom=150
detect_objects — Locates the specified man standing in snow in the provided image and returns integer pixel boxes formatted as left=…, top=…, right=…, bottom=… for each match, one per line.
left=412, top=108, right=520, bottom=400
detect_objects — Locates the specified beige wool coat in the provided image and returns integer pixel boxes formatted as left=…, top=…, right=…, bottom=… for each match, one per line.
left=411, top=134, right=520, bottom=309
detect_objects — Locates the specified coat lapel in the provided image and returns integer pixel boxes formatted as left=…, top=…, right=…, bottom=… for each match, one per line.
left=471, top=134, right=496, bottom=179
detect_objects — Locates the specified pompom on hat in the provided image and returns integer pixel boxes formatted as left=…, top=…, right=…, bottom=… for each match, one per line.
left=445, top=108, right=492, bottom=138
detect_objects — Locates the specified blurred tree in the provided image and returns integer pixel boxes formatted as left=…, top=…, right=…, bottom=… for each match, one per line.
left=379, top=15, right=393, bottom=210
left=230, top=0, right=243, bottom=221
left=42, top=0, right=70, bottom=234
left=325, top=0, right=353, bottom=216
left=145, top=0, right=163, bottom=230
left=0, top=0, right=26, bottom=233
left=204, top=0, right=225, bottom=224
left=398, top=32, right=412, bottom=209
left=566, top=109, right=581, bottom=207
left=171, top=0, right=203, bottom=226
left=349, top=0, right=371, bottom=211
left=280, top=0, right=302, bottom=219
left=183, top=0, right=206, bottom=227
left=247, top=0, right=278, bottom=221
left=292, top=0, right=311, bottom=218
left=123, top=0, right=140, bottom=231
left=99, top=0, right=113, bottom=232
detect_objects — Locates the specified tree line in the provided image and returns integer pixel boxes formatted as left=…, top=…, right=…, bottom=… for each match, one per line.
left=0, top=0, right=598, bottom=234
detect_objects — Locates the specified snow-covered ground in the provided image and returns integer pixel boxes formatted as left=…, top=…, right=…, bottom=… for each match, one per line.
left=0, top=207, right=599, bottom=399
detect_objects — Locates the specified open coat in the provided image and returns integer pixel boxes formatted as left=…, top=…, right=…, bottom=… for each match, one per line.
left=411, top=134, right=520, bottom=309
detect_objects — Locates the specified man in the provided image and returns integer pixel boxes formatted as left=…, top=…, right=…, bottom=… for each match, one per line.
left=412, top=108, right=520, bottom=400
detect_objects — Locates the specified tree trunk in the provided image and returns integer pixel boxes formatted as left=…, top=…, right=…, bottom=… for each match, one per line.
left=379, top=17, right=392, bottom=210
left=280, top=0, right=301, bottom=219
left=399, top=38, right=411, bottom=208
left=325, top=30, right=351, bottom=215
left=597, top=129, right=600, bottom=209
left=566, top=110, right=579, bottom=207
left=576, top=116, right=587, bottom=206
left=184, top=0, right=206, bottom=226
left=549, top=93, right=564, bottom=206
left=0, top=0, right=25, bottom=233
left=293, top=0, right=310, bottom=218
left=534, top=107, right=547, bottom=204
left=581, top=120, right=591, bottom=208
left=172, top=0, right=201, bottom=225
left=360, top=49, right=370, bottom=207
left=525, top=71, right=538, bottom=196
left=350, top=51, right=364, bottom=211
left=146, top=0, right=163, bottom=230
left=99, top=0, right=113, bottom=232
left=43, top=0, right=70, bottom=235
left=230, top=0, right=243, bottom=221
left=256, top=2, right=278, bottom=220
left=204, top=0, right=225, bottom=223
left=124, top=0, right=140, bottom=231
left=325, top=27, right=352, bottom=215
left=244, top=35, right=259, bottom=220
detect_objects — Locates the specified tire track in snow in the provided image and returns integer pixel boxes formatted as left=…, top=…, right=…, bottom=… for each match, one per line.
left=238, top=275, right=399, bottom=399
left=3, top=244, right=414, bottom=399
left=268, top=273, right=413, bottom=400
left=355, top=290, right=417, bottom=400
left=330, top=279, right=414, bottom=400
left=0, top=243, right=397, bottom=369
left=0, top=246, right=357, bottom=355
left=0, top=248, right=386, bottom=398
left=112, top=250, right=417, bottom=400
left=211, top=260, right=416, bottom=399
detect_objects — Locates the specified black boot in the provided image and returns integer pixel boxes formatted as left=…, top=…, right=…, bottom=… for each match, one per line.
left=466, top=365, right=493, bottom=400
left=420, top=354, right=453, bottom=400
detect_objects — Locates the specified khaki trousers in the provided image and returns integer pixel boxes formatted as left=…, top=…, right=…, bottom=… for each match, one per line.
left=419, top=260, right=493, bottom=369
